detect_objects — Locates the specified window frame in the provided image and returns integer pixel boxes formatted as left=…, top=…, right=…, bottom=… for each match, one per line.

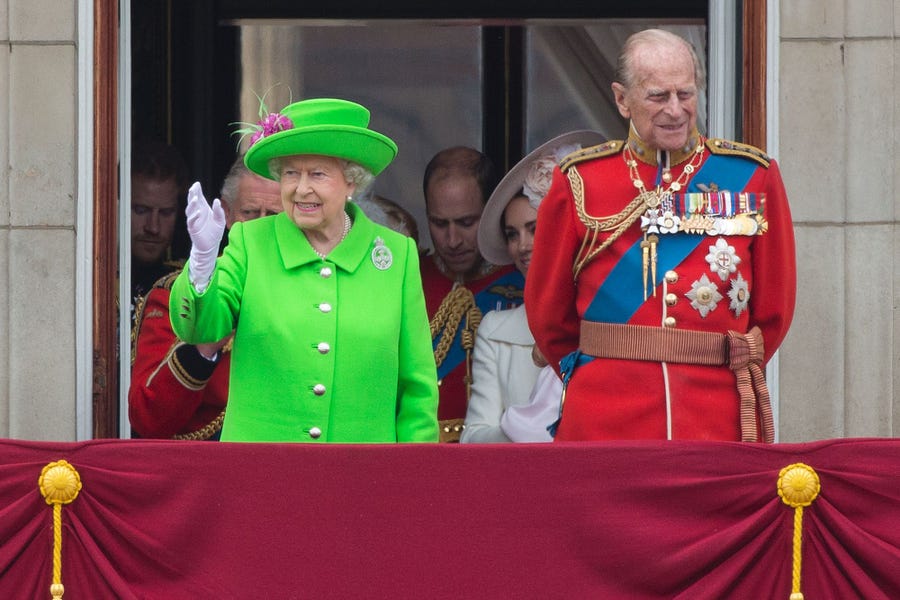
left=89, top=0, right=770, bottom=439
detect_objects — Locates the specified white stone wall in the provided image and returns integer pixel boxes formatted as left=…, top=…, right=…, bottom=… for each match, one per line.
left=777, top=0, right=899, bottom=440
left=0, top=0, right=78, bottom=440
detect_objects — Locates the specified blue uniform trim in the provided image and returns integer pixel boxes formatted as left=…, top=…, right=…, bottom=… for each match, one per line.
left=435, top=270, right=525, bottom=379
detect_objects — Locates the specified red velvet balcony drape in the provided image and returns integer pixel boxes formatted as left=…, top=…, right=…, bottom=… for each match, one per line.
left=1, top=438, right=899, bottom=599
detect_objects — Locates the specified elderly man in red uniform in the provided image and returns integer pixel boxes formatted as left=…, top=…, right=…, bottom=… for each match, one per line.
left=129, top=158, right=282, bottom=439
left=526, top=29, right=796, bottom=442
left=421, top=147, right=524, bottom=441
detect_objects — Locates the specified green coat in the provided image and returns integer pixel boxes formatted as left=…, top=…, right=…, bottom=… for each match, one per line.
left=170, top=203, right=439, bottom=443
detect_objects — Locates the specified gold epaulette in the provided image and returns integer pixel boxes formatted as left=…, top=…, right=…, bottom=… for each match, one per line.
left=153, top=269, right=183, bottom=291
left=706, top=138, right=770, bottom=168
left=559, top=140, right=624, bottom=172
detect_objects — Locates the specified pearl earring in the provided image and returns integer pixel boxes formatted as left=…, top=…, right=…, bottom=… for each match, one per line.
left=346, top=195, right=353, bottom=202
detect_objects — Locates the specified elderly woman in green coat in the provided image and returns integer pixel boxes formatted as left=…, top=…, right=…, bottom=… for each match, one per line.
left=170, top=98, right=439, bottom=442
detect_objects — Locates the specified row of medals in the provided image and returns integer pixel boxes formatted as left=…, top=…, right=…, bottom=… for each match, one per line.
left=630, top=147, right=762, bottom=298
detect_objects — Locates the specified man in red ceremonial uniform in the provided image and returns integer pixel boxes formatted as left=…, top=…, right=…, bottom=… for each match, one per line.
left=421, top=147, right=524, bottom=441
left=129, top=158, right=282, bottom=439
left=526, top=29, right=796, bottom=442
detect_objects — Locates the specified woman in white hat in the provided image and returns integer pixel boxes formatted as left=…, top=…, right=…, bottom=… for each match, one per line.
left=170, top=98, right=438, bottom=443
left=460, top=131, right=606, bottom=443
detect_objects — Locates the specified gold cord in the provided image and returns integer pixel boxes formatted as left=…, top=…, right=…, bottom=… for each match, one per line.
left=172, top=409, right=226, bottom=440
left=461, top=306, right=482, bottom=397
left=570, top=142, right=705, bottom=280
left=777, top=463, right=821, bottom=600
left=39, top=461, right=83, bottom=600
left=430, top=285, right=482, bottom=399
left=570, top=166, right=646, bottom=279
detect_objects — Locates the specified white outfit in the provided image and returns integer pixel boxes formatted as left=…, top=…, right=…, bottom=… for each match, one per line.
left=461, top=304, right=557, bottom=443
left=501, top=365, right=562, bottom=442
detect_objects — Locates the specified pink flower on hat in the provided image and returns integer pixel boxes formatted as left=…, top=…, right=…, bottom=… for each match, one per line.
left=522, top=155, right=558, bottom=207
left=248, top=112, right=293, bottom=146
left=231, top=85, right=297, bottom=149
left=522, top=143, right=582, bottom=209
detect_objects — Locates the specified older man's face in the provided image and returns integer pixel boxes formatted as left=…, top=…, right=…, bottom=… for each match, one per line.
left=612, top=42, right=698, bottom=152
left=226, top=173, right=283, bottom=226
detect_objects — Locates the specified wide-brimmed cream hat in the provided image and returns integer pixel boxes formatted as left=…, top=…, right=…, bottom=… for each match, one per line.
left=478, top=130, right=606, bottom=266
left=243, top=98, right=398, bottom=179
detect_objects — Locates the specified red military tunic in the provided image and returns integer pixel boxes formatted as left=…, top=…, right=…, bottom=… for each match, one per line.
left=526, top=131, right=796, bottom=442
left=421, top=256, right=523, bottom=437
left=129, top=271, right=229, bottom=440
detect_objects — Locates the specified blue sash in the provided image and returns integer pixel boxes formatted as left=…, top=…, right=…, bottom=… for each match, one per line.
left=584, top=153, right=758, bottom=323
left=435, top=270, right=525, bottom=379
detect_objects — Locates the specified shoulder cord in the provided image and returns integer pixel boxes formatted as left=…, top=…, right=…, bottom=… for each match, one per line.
left=430, top=285, right=483, bottom=398
left=569, top=165, right=646, bottom=279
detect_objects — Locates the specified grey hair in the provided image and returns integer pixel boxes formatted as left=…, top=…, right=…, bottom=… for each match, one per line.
left=267, top=156, right=374, bottom=195
left=219, top=156, right=251, bottom=203
left=614, top=29, right=706, bottom=93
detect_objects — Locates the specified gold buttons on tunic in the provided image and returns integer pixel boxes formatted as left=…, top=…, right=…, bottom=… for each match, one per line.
left=665, top=293, right=678, bottom=306
left=665, top=270, right=679, bottom=284
left=313, top=384, right=326, bottom=395
left=317, top=342, right=331, bottom=354
left=319, top=267, right=332, bottom=278
left=664, top=316, right=677, bottom=328
left=309, top=427, right=322, bottom=439
left=318, top=303, right=332, bottom=313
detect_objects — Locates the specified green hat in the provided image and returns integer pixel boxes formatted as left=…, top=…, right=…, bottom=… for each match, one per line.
left=243, top=98, right=398, bottom=179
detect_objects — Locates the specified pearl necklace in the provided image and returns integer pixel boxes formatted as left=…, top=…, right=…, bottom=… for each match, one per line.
left=312, top=212, right=352, bottom=260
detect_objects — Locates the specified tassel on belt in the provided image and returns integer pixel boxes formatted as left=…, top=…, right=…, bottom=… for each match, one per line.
left=578, top=321, right=774, bottom=443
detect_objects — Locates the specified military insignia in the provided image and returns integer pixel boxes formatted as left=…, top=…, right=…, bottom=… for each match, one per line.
left=728, top=273, right=750, bottom=317
left=371, top=236, right=393, bottom=270
left=679, top=214, right=716, bottom=234
left=559, top=140, right=623, bottom=171
left=658, top=210, right=681, bottom=234
left=705, top=237, right=741, bottom=281
left=669, top=192, right=766, bottom=237
left=710, top=213, right=759, bottom=236
left=640, top=208, right=661, bottom=233
left=487, top=284, right=524, bottom=301
left=686, top=274, right=722, bottom=318
left=705, top=138, right=771, bottom=168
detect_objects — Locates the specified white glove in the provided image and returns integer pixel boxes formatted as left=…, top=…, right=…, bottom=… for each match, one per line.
left=185, top=181, right=226, bottom=293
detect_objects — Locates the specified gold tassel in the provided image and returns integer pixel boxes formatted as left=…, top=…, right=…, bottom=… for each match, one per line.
left=648, top=233, right=659, bottom=297
left=39, top=460, right=83, bottom=600
left=641, top=237, right=650, bottom=300
left=777, top=463, right=821, bottom=600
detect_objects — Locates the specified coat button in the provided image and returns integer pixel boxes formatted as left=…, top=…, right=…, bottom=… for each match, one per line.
left=313, top=384, right=326, bottom=395
left=317, top=342, right=331, bottom=354
left=665, top=270, right=678, bottom=284
left=309, top=427, right=322, bottom=439
left=318, top=303, right=332, bottom=313
left=320, top=267, right=332, bottom=278
left=664, top=316, right=677, bottom=328
left=665, top=293, right=678, bottom=306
